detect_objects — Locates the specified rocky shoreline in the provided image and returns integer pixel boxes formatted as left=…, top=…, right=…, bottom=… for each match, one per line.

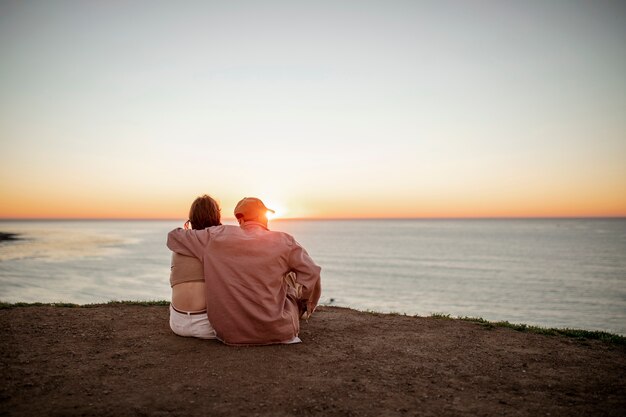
left=0, top=232, right=19, bottom=242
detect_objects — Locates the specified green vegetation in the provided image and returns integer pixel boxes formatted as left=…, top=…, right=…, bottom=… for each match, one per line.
left=93, top=300, right=170, bottom=307
left=0, top=301, right=81, bottom=309
left=430, top=312, right=452, bottom=319
left=329, top=309, right=625, bottom=345
left=430, top=313, right=626, bottom=346
left=0, top=300, right=169, bottom=309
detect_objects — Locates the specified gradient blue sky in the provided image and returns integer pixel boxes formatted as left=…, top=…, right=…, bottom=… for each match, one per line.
left=1, top=0, right=625, bottom=219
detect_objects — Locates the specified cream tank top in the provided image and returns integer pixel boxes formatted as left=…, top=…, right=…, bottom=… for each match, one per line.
left=169, top=252, right=204, bottom=287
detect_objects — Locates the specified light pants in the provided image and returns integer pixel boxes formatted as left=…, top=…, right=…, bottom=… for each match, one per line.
left=169, top=305, right=217, bottom=339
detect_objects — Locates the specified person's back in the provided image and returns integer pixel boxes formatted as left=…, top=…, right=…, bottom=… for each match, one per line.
left=168, top=194, right=222, bottom=339
left=167, top=197, right=321, bottom=345
left=170, top=253, right=205, bottom=312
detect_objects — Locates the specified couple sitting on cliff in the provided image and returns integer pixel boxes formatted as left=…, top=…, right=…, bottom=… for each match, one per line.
left=167, top=195, right=322, bottom=346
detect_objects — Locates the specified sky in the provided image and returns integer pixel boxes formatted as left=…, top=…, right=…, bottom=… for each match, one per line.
left=1, top=0, right=625, bottom=219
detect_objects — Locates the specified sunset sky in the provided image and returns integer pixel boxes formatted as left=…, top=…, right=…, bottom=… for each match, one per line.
left=1, top=1, right=625, bottom=219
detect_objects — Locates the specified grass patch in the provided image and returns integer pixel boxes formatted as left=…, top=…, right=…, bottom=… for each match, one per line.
left=430, top=313, right=626, bottom=346
left=0, top=300, right=170, bottom=309
left=430, top=312, right=452, bottom=319
left=0, top=302, right=81, bottom=309
left=93, top=300, right=170, bottom=307
left=362, top=309, right=407, bottom=317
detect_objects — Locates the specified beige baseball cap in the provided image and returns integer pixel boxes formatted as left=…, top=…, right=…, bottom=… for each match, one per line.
left=234, top=197, right=274, bottom=221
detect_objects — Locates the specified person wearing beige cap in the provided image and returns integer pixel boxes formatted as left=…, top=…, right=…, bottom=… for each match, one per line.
left=167, top=196, right=322, bottom=346
left=233, top=197, right=275, bottom=224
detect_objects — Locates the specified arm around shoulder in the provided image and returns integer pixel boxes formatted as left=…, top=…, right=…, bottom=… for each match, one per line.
left=166, top=228, right=210, bottom=259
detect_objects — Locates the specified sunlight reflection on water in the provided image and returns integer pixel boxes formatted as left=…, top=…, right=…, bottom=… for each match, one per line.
left=0, top=229, right=128, bottom=262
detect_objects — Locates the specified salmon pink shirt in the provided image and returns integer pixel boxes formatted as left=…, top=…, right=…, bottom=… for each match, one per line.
left=167, top=222, right=321, bottom=345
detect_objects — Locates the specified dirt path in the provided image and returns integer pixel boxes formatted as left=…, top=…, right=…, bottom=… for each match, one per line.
left=1, top=305, right=624, bottom=416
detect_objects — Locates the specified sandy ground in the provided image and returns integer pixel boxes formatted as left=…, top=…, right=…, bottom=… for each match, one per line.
left=1, top=305, right=625, bottom=417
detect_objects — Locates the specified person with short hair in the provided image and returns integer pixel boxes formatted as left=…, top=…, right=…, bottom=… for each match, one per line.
left=167, top=197, right=321, bottom=345
left=168, top=194, right=221, bottom=339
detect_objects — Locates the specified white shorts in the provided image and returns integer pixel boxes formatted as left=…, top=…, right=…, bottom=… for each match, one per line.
left=169, top=305, right=217, bottom=339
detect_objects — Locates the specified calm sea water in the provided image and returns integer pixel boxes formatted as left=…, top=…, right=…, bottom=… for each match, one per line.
left=0, top=219, right=625, bottom=335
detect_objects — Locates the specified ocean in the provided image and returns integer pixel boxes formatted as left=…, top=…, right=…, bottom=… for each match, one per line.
left=0, top=219, right=625, bottom=335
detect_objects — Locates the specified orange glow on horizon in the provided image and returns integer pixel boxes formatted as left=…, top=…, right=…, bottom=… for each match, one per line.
left=1, top=198, right=625, bottom=220
left=1, top=181, right=625, bottom=220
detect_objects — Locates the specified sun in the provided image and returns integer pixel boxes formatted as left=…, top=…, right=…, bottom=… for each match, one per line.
left=263, top=201, right=285, bottom=220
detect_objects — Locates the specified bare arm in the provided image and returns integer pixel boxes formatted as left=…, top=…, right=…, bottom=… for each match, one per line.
left=166, top=228, right=210, bottom=260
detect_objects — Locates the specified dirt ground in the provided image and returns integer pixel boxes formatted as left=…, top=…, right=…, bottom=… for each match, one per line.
left=0, top=305, right=624, bottom=417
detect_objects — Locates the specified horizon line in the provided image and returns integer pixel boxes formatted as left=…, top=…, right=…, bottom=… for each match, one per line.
left=1, top=215, right=625, bottom=221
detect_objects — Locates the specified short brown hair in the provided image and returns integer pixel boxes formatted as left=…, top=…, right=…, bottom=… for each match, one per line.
left=188, top=195, right=221, bottom=230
